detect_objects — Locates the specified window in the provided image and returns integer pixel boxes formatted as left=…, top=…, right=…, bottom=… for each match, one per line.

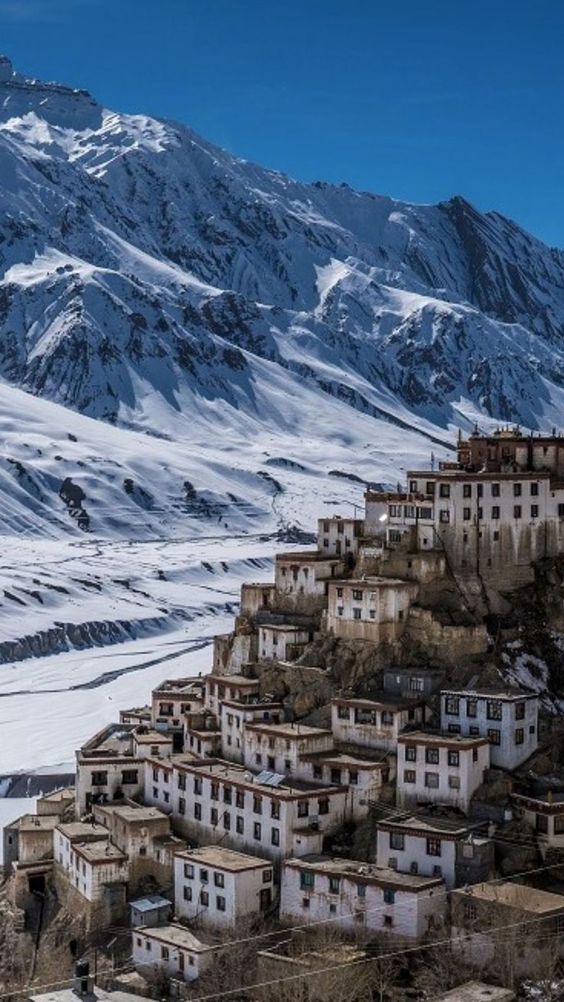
left=200, top=868, right=209, bottom=883
left=559, top=504, right=564, bottom=517
left=302, top=897, right=310, bottom=909
left=491, top=483, right=500, bottom=497
left=349, top=770, right=359, bottom=786
left=200, top=891, right=209, bottom=906
left=425, top=747, right=439, bottom=764
left=328, top=877, right=340, bottom=894
left=449, top=775, right=460, bottom=789
left=487, top=701, right=502, bottom=721
left=352, top=589, right=363, bottom=601
left=463, top=484, right=472, bottom=498
left=216, top=896, right=226, bottom=912
left=466, top=698, right=477, bottom=718
left=297, top=801, right=309, bottom=818
left=448, top=750, right=460, bottom=767
left=253, top=822, right=262, bottom=841
left=121, top=769, right=138, bottom=785
left=515, top=728, right=524, bottom=745
left=271, top=800, right=280, bottom=820
left=514, top=504, right=522, bottom=518
left=463, top=508, right=471, bottom=521
left=448, top=723, right=461, bottom=734
left=337, top=704, right=350, bottom=720
left=383, top=888, right=395, bottom=904
left=318, top=797, right=329, bottom=815
left=194, top=803, right=202, bottom=820
left=440, top=510, right=450, bottom=523
left=513, top=483, right=522, bottom=497
left=390, top=832, right=405, bottom=851
left=439, top=484, right=450, bottom=498
left=405, top=745, right=417, bottom=762
left=464, top=902, right=477, bottom=921
left=383, top=915, right=393, bottom=928
left=253, top=796, right=262, bottom=815
left=357, top=882, right=367, bottom=897
left=236, top=816, right=244, bottom=834
left=211, top=782, right=219, bottom=801
left=236, top=790, right=245, bottom=809
left=554, top=816, right=564, bottom=835
left=409, top=480, right=417, bottom=492
left=263, top=869, right=273, bottom=882
left=382, top=710, right=394, bottom=725
left=531, top=505, right=539, bottom=518
left=336, top=587, right=343, bottom=597
left=161, top=945, right=170, bottom=960
left=330, top=768, right=342, bottom=784
left=445, top=696, right=459, bottom=716
left=487, top=728, right=501, bottom=745
left=531, top=482, right=539, bottom=496
left=492, top=506, right=500, bottom=520
left=194, top=778, right=202, bottom=795
left=425, top=772, right=439, bottom=788
left=91, top=771, right=108, bottom=787
left=300, top=871, right=315, bottom=890
left=469, top=725, right=480, bottom=736
left=403, top=769, right=416, bottom=784
left=271, top=828, right=280, bottom=846
left=426, top=481, right=436, bottom=495
left=178, top=797, right=186, bottom=815
left=210, top=808, right=218, bottom=826
left=183, top=886, right=192, bottom=901
left=353, top=608, right=362, bottom=620
left=223, top=787, right=232, bottom=805
left=184, top=863, right=194, bottom=879
left=426, top=838, right=441, bottom=856
left=515, top=702, right=525, bottom=720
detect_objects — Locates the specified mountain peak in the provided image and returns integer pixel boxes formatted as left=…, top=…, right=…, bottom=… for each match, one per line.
left=0, top=54, right=100, bottom=128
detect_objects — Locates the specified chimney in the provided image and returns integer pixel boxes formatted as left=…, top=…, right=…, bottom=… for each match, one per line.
left=73, top=959, right=94, bottom=998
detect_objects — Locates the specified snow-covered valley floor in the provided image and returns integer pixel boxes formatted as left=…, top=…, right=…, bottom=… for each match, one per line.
left=0, top=534, right=277, bottom=776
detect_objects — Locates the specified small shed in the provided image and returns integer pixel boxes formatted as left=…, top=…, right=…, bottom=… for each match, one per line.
left=129, top=894, right=171, bottom=928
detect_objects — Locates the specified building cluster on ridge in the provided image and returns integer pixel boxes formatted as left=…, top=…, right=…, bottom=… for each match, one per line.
left=5, top=428, right=564, bottom=996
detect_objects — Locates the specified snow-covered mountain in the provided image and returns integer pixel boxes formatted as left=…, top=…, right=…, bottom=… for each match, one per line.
left=0, top=54, right=563, bottom=540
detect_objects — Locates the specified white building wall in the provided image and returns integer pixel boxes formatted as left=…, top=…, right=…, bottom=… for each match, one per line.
left=317, top=518, right=363, bottom=557
left=397, top=739, right=490, bottom=812
left=331, top=701, right=425, bottom=752
left=326, top=580, right=417, bottom=642
left=280, top=864, right=445, bottom=940
left=440, top=692, right=538, bottom=770
left=258, top=627, right=310, bottom=662
left=174, top=857, right=273, bottom=929
left=376, top=828, right=458, bottom=889
left=132, top=931, right=211, bottom=983
left=144, top=759, right=174, bottom=814
left=242, top=727, right=334, bottom=776
left=76, top=758, right=143, bottom=816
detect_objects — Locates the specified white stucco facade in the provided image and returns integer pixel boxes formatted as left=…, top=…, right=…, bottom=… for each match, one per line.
left=396, top=733, right=490, bottom=812
left=317, top=517, right=363, bottom=557
left=440, top=689, right=538, bottom=770
left=326, top=578, right=418, bottom=642
left=133, top=925, right=215, bottom=983
left=331, top=697, right=427, bottom=752
left=174, top=846, right=274, bottom=929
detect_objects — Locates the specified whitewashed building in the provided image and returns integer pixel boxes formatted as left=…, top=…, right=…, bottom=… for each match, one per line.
left=76, top=724, right=146, bottom=815
left=258, top=624, right=312, bottom=662
left=376, top=815, right=494, bottom=889
left=174, top=845, right=274, bottom=929
left=274, top=551, right=344, bottom=613
left=204, top=674, right=260, bottom=717
left=220, top=699, right=283, bottom=763
left=511, top=788, right=564, bottom=857
left=318, top=516, right=364, bottom=558
left=326, top=578, right=418, bottom=643
left=242, top=722, right=334, bottom=776
left=54, top=823, right=128, bottom=903
left=440, top=688, right=538, bottom=769
left=148, top=758, right=349, bottom=860
left=145, top=756, right=174, bottom=814
left=133, top=924, right=216, bottom=983
left=397, top=732, right=490, bottom=812
left=151, top=677, right=205, bottom=750
left=300, top=750, right=391, bottom=820
left=281, top=856, right=446, bottom=940
left=332, top=695, right=428, bottom=752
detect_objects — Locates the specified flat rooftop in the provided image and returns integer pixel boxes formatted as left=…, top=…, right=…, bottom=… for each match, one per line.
left=174, top=759, right=344, bottom=796
left=130, top=894, right=171, bottom=912
left=96, top=804, right=169, bottom=824
left=207, top=674, right=259, bottom=686
left=285, top=855, right=443, bottom=890
left=303, top=749, right=389, bottom=769
left=176, top=845, right=271, bottom=872
left=7, top=814, right=60, bottom=832
left=79, top=723, right=135, bottom=757
left=245, top=722, right=331, bottom=739
left=38, top=787, right=74, bottom=803
left=378, top=814, right=483, bottom=837
left=138, top=923, right=213, bottom=952
left=276, top=550, right=343, bottom=562
left=332, top=576, right=412, bottom=587
left=133, top=729, right=172, bottom=744
left=74, top=841, right=127, bottom=864
left=152, top=678, right=204, bottom=695
left=430, top=983, right=515, bottom=1002
left=56, top=822, right=109, bottom=840
left=399, top=731, right=488, bottom=747
left=334, top=693, right=425, bottom=710
left=455, top=881, right=564, bottom=915
left=441, top=687, right=535, bottom=701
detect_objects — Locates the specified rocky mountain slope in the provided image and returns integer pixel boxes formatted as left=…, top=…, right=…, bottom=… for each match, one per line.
left=0, top=54, right=563, bottom=542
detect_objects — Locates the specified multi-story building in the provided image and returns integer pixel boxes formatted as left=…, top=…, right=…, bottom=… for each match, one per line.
left=151, top=678, right=205, bottom=751
left=317, top=516, right=364, bottom=558
left=220, top=699, right=283, bottom=764
left=132, top=924, right=216, bottom=983
left=174, top=846, right=274, bottom=929
left=365, top=429, right=564, bottom=591
left=396, top=732, right=490, bottom=812
left=91, top=803, right=173, bottom=890
left=204, top=674, right=260, bottom=717
left=300, top=750, right=391, bottom=820
left=376, top=815, right=494, bottom=889
left=242, top=722, right=334, bottom=776
left=76, top=723, right=164, bottom=815
left=257, top=624, right=312, bottom=662
left=440, top=688, right=538, bottom=770
left=511, top=785, right=564, bottom=858
left=274, top=551, right=345, bottom=614
left=326, top=578, right=418, bottom=642
left=3, top=814, right=59, bottom=874
left=331, top=695, right=428, bottom=752
left=54, top=822, right=128, bottom=905
left=280, top=856, right=446, bottom=940
left=145, top=758, right=349, bottom=861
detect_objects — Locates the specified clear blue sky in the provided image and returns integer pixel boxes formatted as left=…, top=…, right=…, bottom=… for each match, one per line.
left=1, top=0, right=563, bottom=247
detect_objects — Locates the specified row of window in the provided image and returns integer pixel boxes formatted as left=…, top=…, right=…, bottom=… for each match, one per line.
left=411, top=481, right=542, bottom=499
left=183, top=887, right=226, bottom=910
left=182, top=863, right=272, bottom=883
left=404, top=746, right=463, bottom=766
left=389, top=832, right=442, bottom=855
left=136, top=938, right=196, bottom=967
left=299, top=870, right=396, bottom=903
left=444, top=696, right=525, bottom=720
left=337, top=705, right=398, bottom=725
left=403, top=770, right=460, bottom=789
left=91, top=769, right=138, bottom=787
